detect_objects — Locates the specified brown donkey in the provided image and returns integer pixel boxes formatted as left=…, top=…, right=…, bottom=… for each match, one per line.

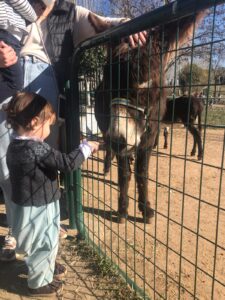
left=154, top=95, right=204, bottom=160
left=89, top=11, right=206, bottom=223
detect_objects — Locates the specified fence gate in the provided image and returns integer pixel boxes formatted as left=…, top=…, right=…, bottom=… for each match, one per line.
left=66, top=1, right=225, bottom=299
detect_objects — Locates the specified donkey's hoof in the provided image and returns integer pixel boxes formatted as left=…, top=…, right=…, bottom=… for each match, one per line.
left=118, top=217, right=126, bottom=224
left=190, top=151, right=196, bottom=157
left=103, top=168, right=110, bottom=176
left=142, top=209, right=154, bottom=224
left=197, top=155, right=203, bottom=161
left=118, top=212, right=128, bottom=223
left=144, top=217, right=152, bottom=224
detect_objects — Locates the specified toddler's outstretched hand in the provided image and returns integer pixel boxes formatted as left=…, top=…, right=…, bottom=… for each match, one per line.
left=79, top=140, right=99, bottom=159
left=88, top=141, right=99, bottom=154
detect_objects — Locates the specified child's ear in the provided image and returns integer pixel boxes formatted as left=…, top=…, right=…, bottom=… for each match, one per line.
left=31, top=117, right=39, bottom=128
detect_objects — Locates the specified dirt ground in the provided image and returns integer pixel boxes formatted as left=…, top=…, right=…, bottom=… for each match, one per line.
left=81, top=126, right=225, bottom=300
left=0, top=203, right=140, bottom=300
left=0, top=126, right=224, bottom=300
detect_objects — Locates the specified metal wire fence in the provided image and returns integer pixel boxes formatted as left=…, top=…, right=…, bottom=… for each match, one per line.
left=66, top=1, right=225, bottom=299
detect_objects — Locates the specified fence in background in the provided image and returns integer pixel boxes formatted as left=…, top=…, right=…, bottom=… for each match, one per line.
left=66, top=1, right=225, bottom=298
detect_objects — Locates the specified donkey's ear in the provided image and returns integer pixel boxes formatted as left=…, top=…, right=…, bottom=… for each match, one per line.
left=88, top=12, right=113, bottom=33
left=164, top=10, right=207, bottom=66
left=176, top=11, right=207, bottom=48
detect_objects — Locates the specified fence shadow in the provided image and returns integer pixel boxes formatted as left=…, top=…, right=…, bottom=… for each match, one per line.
left=82, top=169, right=118, bottom=186
left=82, top=206, right=148, bottom=224
left=0, top=213, right=7, bottom=228
left=0, top=248, right=29, bottom=297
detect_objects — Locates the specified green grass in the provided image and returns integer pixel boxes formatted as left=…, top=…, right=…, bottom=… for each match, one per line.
left=64, top=240, right=143, bottom=300
left=202, top=106, right=225, bottom=127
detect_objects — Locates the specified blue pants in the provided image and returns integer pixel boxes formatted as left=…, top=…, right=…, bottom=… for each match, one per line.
left=11, top=200, right=60, bottom=288
left=0, top=100, right=12, bottom=227
left=22, top=56, right=59, bottom=112
left=22, top=56, right=60, bottom=148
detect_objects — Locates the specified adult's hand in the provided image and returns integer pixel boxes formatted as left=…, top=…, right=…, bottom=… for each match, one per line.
left=0, top=41, right=17, bottom=67
left=120, top=18, right=147, bottom=48
left=128, top=30, right=148, bottom=48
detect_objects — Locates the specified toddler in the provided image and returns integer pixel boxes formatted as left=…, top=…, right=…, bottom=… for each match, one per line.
left=5, top=91, right=99, bottom=297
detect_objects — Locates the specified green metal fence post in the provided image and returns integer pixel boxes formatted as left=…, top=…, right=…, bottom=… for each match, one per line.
left=67, top=51, right=86, bottom=239
left=65, top=82, right=84, bottom=234
left=73, top=168, right=85, bottom=239
left=64, top=84, right=76, bottom=229
left=65, top=173, right=77, bottom=229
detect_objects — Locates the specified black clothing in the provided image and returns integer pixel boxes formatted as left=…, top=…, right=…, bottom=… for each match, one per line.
left=45, top=0, right=75, bottom=92
left=6, top=139, right=85, bottom=207
left=0, top=30, right=23, bottom=103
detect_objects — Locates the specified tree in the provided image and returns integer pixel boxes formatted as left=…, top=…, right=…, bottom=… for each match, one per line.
left=179, top=63, right=208, bottom=95
left=78, top=0, right=225, bottom=98
left=109, top=0, right=170, bottom=18
left=79, top=46, right=106, bottom=76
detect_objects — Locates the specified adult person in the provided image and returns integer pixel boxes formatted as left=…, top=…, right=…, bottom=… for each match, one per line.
left=21, top=0, right=146, bottom=110
left=0, top=41, right=19, bottom=261
left=0, top=0, right=37, bottom=102
left=0, top=41, right=18, bottom=68
left=0, top=0, right=147, bottom=262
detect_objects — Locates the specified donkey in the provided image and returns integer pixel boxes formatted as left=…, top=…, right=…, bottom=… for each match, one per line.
left=89, top=11, right=206, bottom=223
left=154, top=95, right=204, bottom=160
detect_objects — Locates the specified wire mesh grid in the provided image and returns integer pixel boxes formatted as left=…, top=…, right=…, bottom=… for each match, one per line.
left=68, top=1, right=225, bottom=299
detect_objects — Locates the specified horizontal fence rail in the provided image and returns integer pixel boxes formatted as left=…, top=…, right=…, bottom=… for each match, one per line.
left=66, top=0, right=225, bottom=299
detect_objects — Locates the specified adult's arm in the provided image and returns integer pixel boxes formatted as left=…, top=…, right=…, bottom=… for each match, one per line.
left=8, top=0, right=37, bottom=22
left=74, top=6, right=147, bottom=48
left=0, top=41, right=17, bottom=68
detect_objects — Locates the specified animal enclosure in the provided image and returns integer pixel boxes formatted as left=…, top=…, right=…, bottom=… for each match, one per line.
left=67, top=1, right=225, bottom=299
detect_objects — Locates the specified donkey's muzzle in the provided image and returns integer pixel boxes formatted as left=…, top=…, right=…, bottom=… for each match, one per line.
left=111, top=136, right=127, bottom=154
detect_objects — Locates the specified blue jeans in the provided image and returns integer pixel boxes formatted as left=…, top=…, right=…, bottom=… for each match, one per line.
left=0, top=57, right=59, bottom=228
left=0, top=99, right=12, bottom=224
left=22, top=56, right=59, bottom=113
left=22, top=56, right=60, bottom=148
left=0, top=99, right=13, bottom=230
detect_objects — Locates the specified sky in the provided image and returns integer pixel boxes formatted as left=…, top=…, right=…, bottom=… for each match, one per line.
left=77, top=0, right=111, bottom=15
left=76, top=0, right=225, bottom=69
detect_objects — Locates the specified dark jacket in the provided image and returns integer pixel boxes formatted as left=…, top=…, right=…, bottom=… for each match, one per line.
left=45, top=0, right=75, bottom=92
left=6, top=139, right=85, bottom=207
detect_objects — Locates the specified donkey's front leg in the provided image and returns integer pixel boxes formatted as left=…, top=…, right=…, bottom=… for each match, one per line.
left=117, top=155, right=131, bottom=223
left=163, top=126, right=169, bottom=149
left=104, top=148, right=115, bottom=175
left=135, top=148, right=154, bottom=223
left=188, top=124, right=203, bottom=160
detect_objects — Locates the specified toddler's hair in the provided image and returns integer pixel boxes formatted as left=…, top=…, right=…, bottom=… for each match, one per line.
left=4, top=92, right=56, bottom=131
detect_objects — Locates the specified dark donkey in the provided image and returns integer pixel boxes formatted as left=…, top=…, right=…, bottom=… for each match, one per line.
left=154, top=95, right=204, bottom=160
left=89, top=11, right=205, bottom=223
